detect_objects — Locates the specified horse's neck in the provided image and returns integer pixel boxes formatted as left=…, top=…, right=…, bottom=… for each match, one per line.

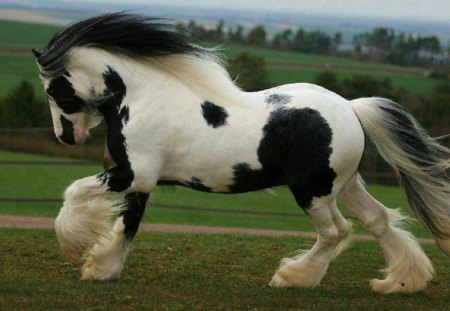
left=95, top=53, right=258, bottom=116
left=71, top=48, right=248, bottom=107
left=142, top=55, right=250, bottom=107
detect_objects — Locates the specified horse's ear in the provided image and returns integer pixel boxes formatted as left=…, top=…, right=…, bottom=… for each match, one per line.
left=31, top=49, right=42, bottom=58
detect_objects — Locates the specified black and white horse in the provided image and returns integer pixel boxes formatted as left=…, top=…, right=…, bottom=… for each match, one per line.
left=33, top=13, right=450, bottom=293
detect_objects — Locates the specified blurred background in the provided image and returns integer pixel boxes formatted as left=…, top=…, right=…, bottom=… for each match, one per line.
left=0, top=0, right=449, bottom=236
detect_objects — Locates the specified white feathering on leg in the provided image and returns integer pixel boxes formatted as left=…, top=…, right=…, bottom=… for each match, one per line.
left=54, top=197, right=119, bottom=267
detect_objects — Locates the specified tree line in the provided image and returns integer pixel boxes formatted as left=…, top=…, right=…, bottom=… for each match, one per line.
left=353, top=28, right=446, bottom=66
left=178, top=20, right=341, bottom=55
left=177, top=20, right=450, bottom=68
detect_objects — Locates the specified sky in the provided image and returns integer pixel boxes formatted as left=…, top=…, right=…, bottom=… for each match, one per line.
left=86, top=0, right=450, bottom=23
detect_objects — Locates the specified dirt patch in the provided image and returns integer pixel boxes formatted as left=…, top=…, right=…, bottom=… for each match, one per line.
left=0, top=214, right=436, bottom=244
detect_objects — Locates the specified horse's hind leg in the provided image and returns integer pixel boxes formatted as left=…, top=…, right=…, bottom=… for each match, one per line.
left=81, top=192, right=149, bottom=280
left=270, top=195, right=352, bottom=288
left=339, top=174, right=434, bottom=293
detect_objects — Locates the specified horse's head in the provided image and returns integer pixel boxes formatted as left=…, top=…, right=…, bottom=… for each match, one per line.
left=32, top=12, right=209, bottom=145
left=33, top=49, right=103, bottom=145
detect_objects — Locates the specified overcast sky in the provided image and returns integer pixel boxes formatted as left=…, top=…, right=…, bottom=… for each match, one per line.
left=87, top=0, right=450, bottom=22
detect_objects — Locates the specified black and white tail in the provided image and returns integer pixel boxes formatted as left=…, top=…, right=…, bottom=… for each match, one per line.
left=351, top=97, right=450, bottom=254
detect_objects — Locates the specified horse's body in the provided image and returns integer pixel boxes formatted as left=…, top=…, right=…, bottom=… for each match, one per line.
left=33, top=13, right=450, bottom=294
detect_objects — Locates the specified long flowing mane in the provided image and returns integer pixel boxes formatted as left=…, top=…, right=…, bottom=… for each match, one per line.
left=35, top=12, right=243, bottom=102
left=36, top=12, right=211, bottom=74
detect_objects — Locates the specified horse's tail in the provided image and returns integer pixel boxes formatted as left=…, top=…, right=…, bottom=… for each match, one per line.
left=350, top=97, right=450, bottom=254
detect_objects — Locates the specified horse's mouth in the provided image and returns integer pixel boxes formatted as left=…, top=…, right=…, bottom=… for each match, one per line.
left=57, top=127, right=86, bottom=145
left=73, top=128, right=87, bottom=144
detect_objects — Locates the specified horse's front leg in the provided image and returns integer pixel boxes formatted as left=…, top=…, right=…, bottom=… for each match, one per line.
left=81, top=192, right=150, bottom=281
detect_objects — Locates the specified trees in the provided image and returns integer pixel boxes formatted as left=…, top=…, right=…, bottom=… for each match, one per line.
left=175, top=19, right=448, bottom=67
left=246, top=25, right=267, bottom=47
left=314, top=71, right=341, bottom=94
left=341, top=75, right=393, bottom=99
left=292, top=28, right=333, bottom=54
left=271, top=29, right=293, bottom=50
left=315, top=71, right=448, bottom=138
left=332, top=32, right=342, bottom=52
left=314, top=72, right=396, bottom=100
left=227, top=52, right=272, bottom=91
left=0, top=81, right=49, bottom=127
left=228, top=25, right=244, bottom=44
left=414, top=83, right=450, bottom=136
left=354, top=28, right=444, bottom=66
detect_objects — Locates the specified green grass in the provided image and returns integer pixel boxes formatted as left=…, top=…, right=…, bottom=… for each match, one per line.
left=268, top=68, right=439, bottom=94
left=0, top=53, right=44, bottom=98
left=0, top=19, right=58, bottom=48
left=220, top=43, right=425, bottom=74
left=0, top=229, right=449, bottom=310
left=0, top=150, right=429, bottom=238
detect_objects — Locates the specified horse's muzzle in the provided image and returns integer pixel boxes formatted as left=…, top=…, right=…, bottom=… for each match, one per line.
left=58, top=115, right=86, bottom=145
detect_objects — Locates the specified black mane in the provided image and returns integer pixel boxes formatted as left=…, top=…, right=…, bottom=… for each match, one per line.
left=35, top=12, right=206, bottom=75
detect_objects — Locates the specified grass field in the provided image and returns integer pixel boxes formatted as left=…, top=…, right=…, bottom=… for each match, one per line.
left=1, top=229, right=449, bottom=310
left=0, top=150, right=430, bottom=238
left=0, top=54, right=42, bottom=97
left=220, top=43, right=425, bottom=73
left=0, top=19, right=440, bottom=100
left=267, top=67, right=438, bottom=94
left=0, top=19, right=59, bottom=48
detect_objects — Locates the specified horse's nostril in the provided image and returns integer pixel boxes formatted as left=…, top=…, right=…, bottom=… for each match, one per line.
left=59, top=115, right=75, bottom=145
left=58, top=134, right=76, bottom=145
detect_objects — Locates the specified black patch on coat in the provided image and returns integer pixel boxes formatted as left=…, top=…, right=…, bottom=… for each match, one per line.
left=120, top=192, right=149, bottom=240
left=229, top=163, right=284, bottom=193
left=187, top=177, right=212, bottom=192
left=59, top=115, right=75, bottom=145
left=48, top=72, right=86, bottom=114
left=201, top=101, right=229, bottom=128
left=102, top=66, right=129, bottom=124
left=97, top=67, right=134, bottom=192
left=157, top=178, right=212, bottom=192
left=265, top=94, right=292, bottom=106
left=119, top=106, right=130, bottom=124
left=228, top=107, right=337, bottom=210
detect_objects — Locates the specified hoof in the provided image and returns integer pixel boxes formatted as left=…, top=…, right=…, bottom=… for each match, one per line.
left=370, top=277, right=427, bottom=294
left=269, top=259, right=323, bottom=288
left=80, top=239, right=128, bottom=281
left=269, top=271, right=294, bottom=288
left=80, top=253, right=123, bottom=281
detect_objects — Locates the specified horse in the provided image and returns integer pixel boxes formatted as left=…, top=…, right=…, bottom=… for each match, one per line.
left=32, top=13, right=450, bottom=294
